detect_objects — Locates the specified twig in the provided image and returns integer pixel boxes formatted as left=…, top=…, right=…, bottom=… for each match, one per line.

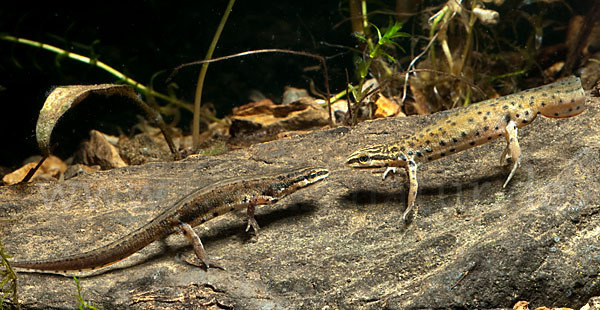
left=0, top=35, right=190, bottom=159
left=18, top=156, right=48, bottom=184
left=396, top=68, right=486, bottom=98
left=18, top=143, right=59, bottom=184
left=169, top=48, right=333, bottom=127
left=561, top=1, right=600, bottom=75
left=344, top=68, right=353, bottom=124
left=401, top=32, right=439, bottom=103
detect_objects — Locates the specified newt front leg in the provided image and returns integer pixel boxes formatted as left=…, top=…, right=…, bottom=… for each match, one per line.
left=502, top=120, right=521, bottom=188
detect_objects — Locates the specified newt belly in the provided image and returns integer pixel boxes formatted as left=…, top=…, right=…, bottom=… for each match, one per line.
left=347, top=76, right=586, bottom=220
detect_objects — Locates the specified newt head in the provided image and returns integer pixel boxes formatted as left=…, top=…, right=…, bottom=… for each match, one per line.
left=268, top=167, right=329, bottom=197
left=346, top=144, right=404, bottom=169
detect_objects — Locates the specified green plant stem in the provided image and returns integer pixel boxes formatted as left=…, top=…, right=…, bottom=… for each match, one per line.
left=588, top=58, right=600, bottom=64
left=192, top=0, right=235, bottom=151
left=0, top=35, right=186, bottom=159
left=490, top=70, right=526, bottom=81
left=73, top=277, right=98, bottom=310
left=456, top=0, right=478, bottom=75
left=429, top=4, right=448, bottom=68
left=360, top=0, right=368, bottom=30
left=0, top=35, right=202, bottom=117
left=330, top=89, right=349, bottom=103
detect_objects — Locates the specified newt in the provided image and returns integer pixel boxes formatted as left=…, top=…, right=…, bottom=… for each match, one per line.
left=8, top=167, right=329, bottom=275
left=346, top=76, right=586, bottom=220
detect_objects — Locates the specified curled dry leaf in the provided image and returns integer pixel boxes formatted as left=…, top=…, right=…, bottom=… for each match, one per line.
left=36, top=84, right=142, bottom=156
left=330, top=99, right=349, bottom=124
left=2, top=155, right=67, bottom=185
left=229, top=97, right=328, bottom=144
left=543, top=61, right=565, bottom=78
left=231, top=97, right=328, bottom=129
left=473, top=7, right=499, bottom=25
left=36, top=84, right=180, bottom=159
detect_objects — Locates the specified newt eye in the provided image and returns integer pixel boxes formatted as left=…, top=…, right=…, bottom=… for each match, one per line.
left=358, top=155, right=370, bottom=164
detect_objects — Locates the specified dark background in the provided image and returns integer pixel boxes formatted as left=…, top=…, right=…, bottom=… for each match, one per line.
left=0, top=0, right=590, bottom=167
left=0, top=1, right=357, bottom=167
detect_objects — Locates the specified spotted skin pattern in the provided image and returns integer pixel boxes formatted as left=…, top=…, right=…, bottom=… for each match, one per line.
left=347, top=77, right=586, bottom=221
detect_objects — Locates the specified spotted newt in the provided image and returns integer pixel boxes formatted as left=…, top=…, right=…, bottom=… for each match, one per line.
left=347, top=76, right=586, bottom=220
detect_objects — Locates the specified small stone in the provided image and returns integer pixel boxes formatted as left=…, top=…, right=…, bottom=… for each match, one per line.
left=75, top=130, right=127, bottom=170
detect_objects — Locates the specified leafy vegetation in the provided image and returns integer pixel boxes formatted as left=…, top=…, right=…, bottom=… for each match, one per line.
left=349, top=18, right=410, bottom=123
left=73, top=277, right=98, bottom=310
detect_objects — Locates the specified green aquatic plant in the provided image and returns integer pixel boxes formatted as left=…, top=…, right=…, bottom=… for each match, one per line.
left=0, top=240, right=20, bottom=310
left=348, top=3, right=410, bottom=124
left=73, top=277, right=98, bottom=310
left=0, top=35, right=187, bottom=160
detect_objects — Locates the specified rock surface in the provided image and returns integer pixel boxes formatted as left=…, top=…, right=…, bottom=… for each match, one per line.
left=1, top=94, right=599, bottom=309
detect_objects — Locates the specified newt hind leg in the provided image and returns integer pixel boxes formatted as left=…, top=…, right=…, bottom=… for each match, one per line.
left=178, top=222, right=224, bottom=270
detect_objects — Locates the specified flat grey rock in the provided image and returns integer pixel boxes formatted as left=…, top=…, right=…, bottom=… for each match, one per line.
left=1, top=94, right=599, bottom=309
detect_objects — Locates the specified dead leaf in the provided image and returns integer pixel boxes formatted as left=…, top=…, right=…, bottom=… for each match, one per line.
left=374, top=94, right=400, bottom=118
left=36, top=84, right=180, bottom=160
left=231, top=97, right=328, bottom=130
left=233, top=99, right=277, bottom=116
left=514, top=301, right=530, bottom=310
left=2, top=155, right=67, bottom=185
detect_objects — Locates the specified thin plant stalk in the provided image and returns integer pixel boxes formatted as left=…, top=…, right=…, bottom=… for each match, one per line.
left=349, top=0, right=365, bottom=34
left=456, top=0, right=478, bottom=106
left=192, top=0, right=235, bottom=151
left=0, top=35, right=185, bottom=159
left=360, top=0, right=369, bottom=30
left=456, top=0, right=478, bottom=76
left=0, top=35, right=200, bottom=115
